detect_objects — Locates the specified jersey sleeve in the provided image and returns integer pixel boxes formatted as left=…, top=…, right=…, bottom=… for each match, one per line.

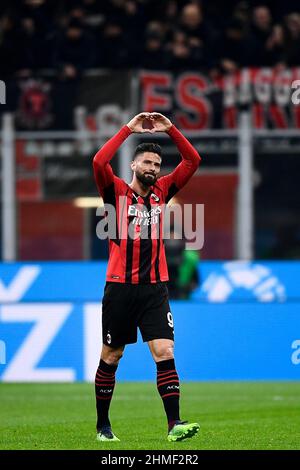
left=93, top=125, right=132, bottom=198
left=158, top=125, right=201, bottom=203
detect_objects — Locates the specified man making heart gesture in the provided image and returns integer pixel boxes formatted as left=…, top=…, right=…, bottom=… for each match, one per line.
left=93, top=111, right=201, bottom=443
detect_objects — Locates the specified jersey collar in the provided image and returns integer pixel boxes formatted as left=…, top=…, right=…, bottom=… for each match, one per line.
left=128, top=184, right=154, bottom=200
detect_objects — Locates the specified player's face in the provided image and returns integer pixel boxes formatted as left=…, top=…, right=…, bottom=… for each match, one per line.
left=132, top=152, right=161, bottom=187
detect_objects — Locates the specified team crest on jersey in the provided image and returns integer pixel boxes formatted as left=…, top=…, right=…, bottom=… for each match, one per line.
left=106, top=333, right=112, bottom=344
left=151, top=193, right=160, bottom=202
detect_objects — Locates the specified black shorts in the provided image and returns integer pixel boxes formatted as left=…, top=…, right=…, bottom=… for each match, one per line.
left=101, top=282, right=174, bottom=347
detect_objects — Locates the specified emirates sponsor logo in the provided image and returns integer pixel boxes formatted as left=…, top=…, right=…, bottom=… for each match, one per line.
left=128, top=205, right=162, bottom=227
left=128, top=205, right=162, bottom=218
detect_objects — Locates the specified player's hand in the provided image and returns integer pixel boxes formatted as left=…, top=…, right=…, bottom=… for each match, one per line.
left=127, top=112, right=155, bottom=133
left=149, top=112, right=172, bottom=132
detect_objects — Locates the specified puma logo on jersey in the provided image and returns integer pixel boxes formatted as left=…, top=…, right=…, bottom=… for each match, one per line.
left=128, top=205, right=162, bottom=218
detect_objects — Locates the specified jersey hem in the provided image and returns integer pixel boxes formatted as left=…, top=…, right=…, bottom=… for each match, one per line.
left=105, top=277, right=169, bottom=284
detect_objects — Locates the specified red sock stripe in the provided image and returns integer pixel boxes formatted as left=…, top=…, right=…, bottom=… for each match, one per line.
left=96, top=371, right=115, bottom=380
left=157, top=379, right=180, bottom=388
left=95, top=377, right=115, bottom=383
left=96, top=369, right=115, bottom=377
left=95, top=382, right=115, bottom=387
left=157, top=369, right=176, bottom=377
left=96, top=394, right=113, bottom=400
left=157, top=374, right=178, bottom=383
left=161, top=392, right=180, bottom=399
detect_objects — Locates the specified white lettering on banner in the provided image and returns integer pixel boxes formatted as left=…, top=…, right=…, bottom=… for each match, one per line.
left=0, top=304, right=75, bottom=381
left=291, top=80, right=300, bottom=105
left=291, top=340, right=300, bottom=365
left=0, top=266, right=40, bottom=302
left=83, top=303, right=102, bottom=381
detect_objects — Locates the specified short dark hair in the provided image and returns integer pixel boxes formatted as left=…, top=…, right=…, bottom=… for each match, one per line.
left=133, top=143, right=162, bottom=159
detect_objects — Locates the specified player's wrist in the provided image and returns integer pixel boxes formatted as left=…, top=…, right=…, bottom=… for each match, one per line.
left=125, top=124, right=134, bottom=133
left=166, top=123, right=175, bottom=134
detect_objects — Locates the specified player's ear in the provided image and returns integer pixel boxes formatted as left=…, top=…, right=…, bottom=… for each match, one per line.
left=131, top=160, right=136, bottom=171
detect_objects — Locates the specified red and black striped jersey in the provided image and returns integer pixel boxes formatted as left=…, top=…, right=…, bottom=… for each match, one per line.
left=93, top=124, right=201, bottom=284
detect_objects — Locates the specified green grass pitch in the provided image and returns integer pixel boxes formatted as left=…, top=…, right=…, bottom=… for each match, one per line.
left=0, top=382, right=299, bottom=450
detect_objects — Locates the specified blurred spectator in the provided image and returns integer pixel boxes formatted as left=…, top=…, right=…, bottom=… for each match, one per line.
left=78, top=0, right=105, bottom=31
left=180, top=2, right=206, bottom=39
left=0, top=0, right=299, bottom=74
left=100, top=19, right=129, bottom=67
left=232, top=1, right=251, bottom=29
left=163, top=2, right=215, bottom=70
left=0, top=14, right=23, bottom=77
left=98, top=0, right=144, bottom=67
left=177, top=249, right=200, bottom=299
left=165, top=29, right=198, bottom=69
left=282, top=13, right=300, bottom=66
left=215, top=18, right=249, bottom=73
left=245, top=6, right=283, bottom=66
left=17, top=15, right=53, bottom=71
left=162, top=0, right=179, bottom=25
left=165, top=227, right=200, bottom=299
left=53, top=18, right=97, bottom=78
left=19, top=0, right=56, bottom=36
left=141, top=22, right=168, bottom=69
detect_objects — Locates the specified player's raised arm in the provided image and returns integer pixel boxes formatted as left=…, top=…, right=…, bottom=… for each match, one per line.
left=93, top=112, right=154, bottom=195
left=150, top=113, right=201, bottom=200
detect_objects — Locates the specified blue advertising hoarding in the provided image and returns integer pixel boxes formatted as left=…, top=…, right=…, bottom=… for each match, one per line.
left=0, top=261, right=299, bottom=381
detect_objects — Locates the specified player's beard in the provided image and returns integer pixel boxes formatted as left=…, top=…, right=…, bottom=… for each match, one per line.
left=136, top=170, right=157, bottom=187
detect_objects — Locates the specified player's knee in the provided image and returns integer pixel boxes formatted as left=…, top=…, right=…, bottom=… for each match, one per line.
left=155, top=344, right=174, bottom=361
left=108, top=351, right=123, bottom=365
left=102, top=348, right=123, bottom=365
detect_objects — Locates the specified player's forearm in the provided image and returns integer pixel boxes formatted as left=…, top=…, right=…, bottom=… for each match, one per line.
left=167, top=125, right=201, bottom=169
left=93, top=125, right=132, bottom=168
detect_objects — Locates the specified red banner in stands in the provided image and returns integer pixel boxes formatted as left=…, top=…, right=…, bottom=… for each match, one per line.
left=140, top=68, right=300, bottom=129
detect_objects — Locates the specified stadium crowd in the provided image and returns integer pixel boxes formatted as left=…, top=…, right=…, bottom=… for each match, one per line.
left=0, top=0, right=300, bottom=78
